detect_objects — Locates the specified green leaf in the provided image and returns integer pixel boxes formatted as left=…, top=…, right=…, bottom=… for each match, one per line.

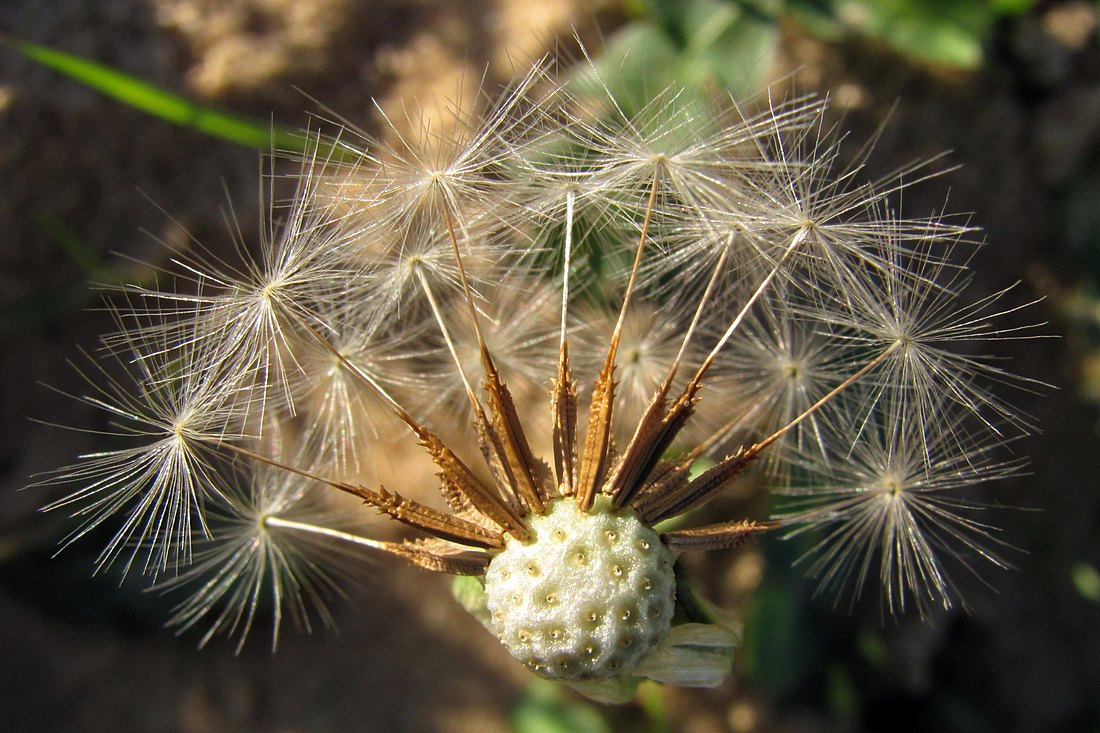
left=788, top=0, right=995, bottom=69
left=0, top=280, right=90, bottom=337
left=878, top=13, right=984, bottom=69
left=635, top=681, right=671, bottom=732
left=571, top=21, right=682, bottom=118
left=35, top=212, right=102, bottom=276
left=825, top=661, right=859, bottom=716
left=580, top=2, right=781, bottom=108
left=741, top=583, right=822, bottom=697
left=510, top=680, right=614, bottom=732
left=689, top=7, right=779, bottom=99
left=990, top=0, right=1037, bottom=15
left=855, top=628, right=888, bottom=667
left=787, top=0, right=847, bottom=40
left=3, top=34, right=313, bottom=153
left=1071, top=561, right=1100, bottom=603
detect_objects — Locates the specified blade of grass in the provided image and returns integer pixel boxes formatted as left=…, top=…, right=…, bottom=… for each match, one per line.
left=0, top=280, right=90, bottom=336
left=2, top=33, right=322, bottom=154
left=35, top=212, right=103, bottom=276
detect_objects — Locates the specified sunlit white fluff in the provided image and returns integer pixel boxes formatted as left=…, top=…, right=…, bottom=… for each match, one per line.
left=158, top=459, right=369, bottom=652
left=40, top=332, right=254, bottom=576
left=774, top=394, right=1024, bottom=616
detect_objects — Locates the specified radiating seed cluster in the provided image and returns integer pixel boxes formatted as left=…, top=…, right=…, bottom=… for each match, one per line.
left=484, top=497, right=675, bottom=680
left=35, top=54, right=1038, bottom=683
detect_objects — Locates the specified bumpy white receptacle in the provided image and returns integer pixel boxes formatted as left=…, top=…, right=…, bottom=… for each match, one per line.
left=484, top=497, right=676, bottom=680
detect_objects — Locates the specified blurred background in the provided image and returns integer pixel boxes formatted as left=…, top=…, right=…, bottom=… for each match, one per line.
left=1, top=1, right=1099, bottom=731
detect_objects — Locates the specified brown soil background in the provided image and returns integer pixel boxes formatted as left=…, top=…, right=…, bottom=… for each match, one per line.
left=1, top=1, right=1098, bottom=732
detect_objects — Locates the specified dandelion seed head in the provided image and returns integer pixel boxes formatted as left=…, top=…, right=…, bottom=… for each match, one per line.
left=39, top=56, right=1040, bottom=684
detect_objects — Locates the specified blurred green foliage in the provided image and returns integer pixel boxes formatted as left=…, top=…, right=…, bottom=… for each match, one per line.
left=785, top=0, right=1037, bottom=68
left=1071, top=561, right=1100, bottom=603
left=590, top=0, right=780, bottom=107
left=606, top=0, right=1040, bottom=101
left=510, top=680, right=615, bottom=733
left=741, top=581, right=822, bottom=697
